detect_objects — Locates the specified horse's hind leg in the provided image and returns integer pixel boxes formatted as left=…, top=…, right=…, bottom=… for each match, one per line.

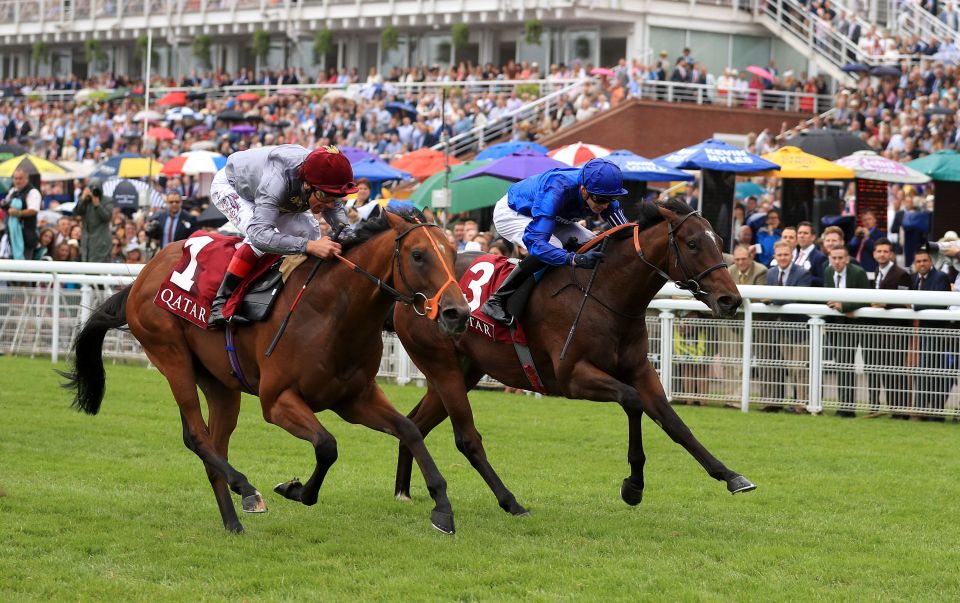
left=262, top=389, right=338, bottom=507
left=395, top=391, right=448, bottom=501
left=197, top=376, right=246, bottom=533
left=337, top=385, right=456, bottom=535
left=631, top=362, right=755, bottom=495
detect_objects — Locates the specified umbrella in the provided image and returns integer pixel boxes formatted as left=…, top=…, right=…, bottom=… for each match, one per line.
left=906, top=150, right=960, bottom=182
left=197, top=204, right=228, bottom=227
left=230, top=125, right=257, bottom=135
left=841, top=63, right=870, bottom=74
left=602, top=149, right=695, bottom=182
left=156, top=91, right=188, bottom=106
left=789, top=128, right=872, bottom=160
left=89, top=153, right=162, bottom=180
left=217, top=110, right=245, bottom=122
left=133, top=109, right=163, bottom=122
left=735, top=181, right=767, bottom=199
left=40, top=160, right=95, bottom=182
left=0, top=155, right=67, bottom=178
left=340, top=146, right=382, bottom=164
left=190, top=141, right=218, bottom=151
left=161, top=151, right=228, bottom=176
left=56, top=201, right=78, bottom=214
left=0, top=142, right=28, bottom=161
left=271, top=120, right=292, bottom=128
left=590, top=67, right=616, bottom=77
left=350, top=158, right=413, bottom=182
left=746, top=65, right=774, bottom=80
left=385, top=101, right=418, bottom=115
left=277, top=88, right=303, bottom=96
left=109, top=179, right=141, bottom=213
left=165, top=107, right=199, bottom=122
left=323, top=89, right=360, bottom=104
left=409, top=160, right=512, bottom=212
left=147, top=126, right=176, bottom=141
left=103, top=178, right=165, bottom=209
left=106, top=88, right=130, bottom=102
left=476, top=141, right=548, bottom=160
left=188, top=124, right=211, bottom=135
left=925, top=105, right=955, bottom=116
left=455, top=150, right=568, bottom=182
left=236, top=92, right=260, bottom=102
left=390, top=148, right=461, bottom=180
left=836, top=151, right=931, bottom=184
left=757, top=146, right=855, bottom=179
left=655, top=139, right=780, bottom=172
left=73, top=88, right=96, bottom=102
left=548, top=141, right=612, bottom=166
left=869, top=65, right=901, bottom=77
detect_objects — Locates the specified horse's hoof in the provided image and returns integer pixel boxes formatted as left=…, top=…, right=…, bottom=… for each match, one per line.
left=430, top=510, right=456, bottom=535
left=620, top=478, right=644, bottom=506
left=501, top=499, right=529, bottom=516
left=225, top=521, right=245, bottom=534
left=274, top=479, right=304, bottom=502
left=241, top=491, right=268, bottom=513
left=395, top=492, right=412, bottom=502
left=727, top=475, right=757, bottom=495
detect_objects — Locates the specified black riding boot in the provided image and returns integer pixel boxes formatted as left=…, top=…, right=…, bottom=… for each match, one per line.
left=481, top=256, right=545, bottom=326
left=208, top=271, right=246, bottom=328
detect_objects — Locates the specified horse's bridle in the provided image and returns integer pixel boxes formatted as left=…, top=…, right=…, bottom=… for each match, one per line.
left=335, top=222, right=458, bottom=321
left=633, top=210, right=728, bottom=295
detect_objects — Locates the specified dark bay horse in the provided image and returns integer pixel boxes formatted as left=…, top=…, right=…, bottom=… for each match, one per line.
left=62, top=210, right=470, bottom=534
left=393, top=199, right=756, bottom=515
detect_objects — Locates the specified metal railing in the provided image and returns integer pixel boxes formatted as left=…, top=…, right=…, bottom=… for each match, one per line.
left=887, top=0, right=957, bottom=47
left=634, top=79, right=832, bottom=113
left=2, top=259, right=959, bottom=418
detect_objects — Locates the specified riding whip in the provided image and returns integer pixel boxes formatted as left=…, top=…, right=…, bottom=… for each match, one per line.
left=559, top=238, right=607, bottom=361
left=265, top=224, right=347, bottom=357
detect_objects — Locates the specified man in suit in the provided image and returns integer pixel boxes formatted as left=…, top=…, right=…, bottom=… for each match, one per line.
left=824, top=246, right=870, bottom=417
left=795, top=221, right=828, bottom=286
left=848, top=210, right=884, bottom=274
left=729, top=243, right=768, bottom=285
left=146, top=191, right=199, bottom=249
left=911, top=248, right=953, bottom=421
left=762, top=240, right=813, bottom=410
left=863, top=238, right=913, bottom=418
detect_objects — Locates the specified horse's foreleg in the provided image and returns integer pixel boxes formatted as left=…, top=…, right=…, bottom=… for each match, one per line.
left=395, top=391, right=448, bottom=501
left=262, top=390, right=338, bottom=507
left=198, top=378, right=245, bottom=533
left=631, top=362, right=756, bottom=495
left=336, top=386, right=456, bottom=535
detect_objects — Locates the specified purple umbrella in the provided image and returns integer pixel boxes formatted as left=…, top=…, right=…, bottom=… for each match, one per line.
left=189, top=124, right=211, bottom=135
left=230, top=124, right=257, bottom=135
left=453, top=150, right=567, bottom=182
left=340, top=146, right=383, bottom=164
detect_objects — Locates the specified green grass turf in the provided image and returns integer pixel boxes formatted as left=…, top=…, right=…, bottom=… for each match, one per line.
left=1, top=356, right=959, bottom=601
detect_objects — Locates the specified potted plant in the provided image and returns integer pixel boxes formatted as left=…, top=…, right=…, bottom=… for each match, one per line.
left=524, top=20, right=542, bottom=46
left=313, top=29, right=334, bottom=62
left=193, top=34, right=212, bottom=68
left=381, top=25, right=399, bottom=52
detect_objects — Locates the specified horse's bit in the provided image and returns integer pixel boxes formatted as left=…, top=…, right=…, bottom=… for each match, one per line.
left=633, top=210, right=728, bottom=295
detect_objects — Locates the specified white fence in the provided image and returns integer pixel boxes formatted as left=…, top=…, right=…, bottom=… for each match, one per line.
left=2, top=259, right=959, bottom=418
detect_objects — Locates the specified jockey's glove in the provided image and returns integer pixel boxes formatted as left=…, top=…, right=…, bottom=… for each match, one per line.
left=572, top=250, right=605, bottom=269
left=336, top=228, right=359, bottom=244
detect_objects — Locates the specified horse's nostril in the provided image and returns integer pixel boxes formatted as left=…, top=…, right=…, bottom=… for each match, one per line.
left=718, top=295, right=739, bottom=311
left=442, top=308, right=461, bottom=322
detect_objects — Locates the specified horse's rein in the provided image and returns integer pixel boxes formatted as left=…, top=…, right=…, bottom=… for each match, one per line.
left=633, top=211, right=727, bottom=295
left=334, top=222, right=458, bottom=321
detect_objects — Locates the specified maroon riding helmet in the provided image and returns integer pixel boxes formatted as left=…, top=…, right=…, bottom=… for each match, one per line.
left=297, top=146, right=359, bottom=196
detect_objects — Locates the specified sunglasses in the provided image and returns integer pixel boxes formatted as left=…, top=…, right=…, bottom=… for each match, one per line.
left=590, top=194, right=618, bottom=205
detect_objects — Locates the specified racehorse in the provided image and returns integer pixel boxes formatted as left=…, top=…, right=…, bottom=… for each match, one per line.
left=61, top=209, right=471, bottom=534
left=392, top=199, right=755, bottom=515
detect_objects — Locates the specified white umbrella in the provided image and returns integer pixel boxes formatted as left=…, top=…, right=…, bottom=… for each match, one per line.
left=102, top=177, right=165, bottom=209
left=834, top=151, right=932, bottom=184
left=41, top=160, right=95, bottom=182
left=190, top=140, right=217, bottom=151
left=73, top=88, right=96, bottom=102
left=134, top=110, right=164, bottom=122
left=165, top=107, right=199, bottom=122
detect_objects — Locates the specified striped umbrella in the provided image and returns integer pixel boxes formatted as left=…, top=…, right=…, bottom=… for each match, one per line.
left=547, top=142, right=612, bottom=166
left=90, top=153, right=163, bottom=180
left=103, top=178, right=166, bottom=210
left=161, top=151, right=227, bottom=176
left=0, top=155, right=67, bottom=178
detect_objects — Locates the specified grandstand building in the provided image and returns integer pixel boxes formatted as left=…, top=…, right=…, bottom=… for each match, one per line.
left=0, top=0, right=842, bottom=83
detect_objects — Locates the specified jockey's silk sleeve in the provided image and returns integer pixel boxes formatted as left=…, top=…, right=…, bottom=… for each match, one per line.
left=602, top=202, right=628, bottom=227
left=522, top=215, right=571, bottom=266
left=247, top=199, right=309, bottom=255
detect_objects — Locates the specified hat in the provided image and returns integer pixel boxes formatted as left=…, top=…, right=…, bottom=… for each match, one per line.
left=939, top=230, right=959, bottom=243
left=297, top=146, right=359, bottom=196
left=659, top=50, right=668, bottom=56
left=66, top=239, right=79, bottom=249
left=580, top=158, right=628, bottom=197
left=123, top=241, right=141, bottom=255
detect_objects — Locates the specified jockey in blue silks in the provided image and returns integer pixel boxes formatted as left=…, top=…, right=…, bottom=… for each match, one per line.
left=482, top=158, right=629, bottom=326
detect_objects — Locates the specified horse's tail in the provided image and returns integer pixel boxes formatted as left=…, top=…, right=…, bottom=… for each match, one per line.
left=58, top=287, right=131, bottom=415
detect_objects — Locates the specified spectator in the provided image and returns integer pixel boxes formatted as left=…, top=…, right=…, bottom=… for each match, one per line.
left=1, top=169, right=41, bottom=260
left=146, top=191, right=199, bottom=249
left=848, top=210, right=883, bottom=274
left=764, top=240, right=813, bottom=410
left=910, top=248, right=953, bottom=420
left=728, top=243, right=768, bottom=285
left=755, top=209, right=782, bottom=266
left=77, top=184, right=114, bottom=263
left=820, top=225, right=845, bottom=255
left=794, top=221, right=828, bottom=286
left=824, top=246, right=870, bottom=417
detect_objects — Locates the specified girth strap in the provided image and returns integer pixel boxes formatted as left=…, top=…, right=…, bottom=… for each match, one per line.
left=225, top=325, right=258, bottom=396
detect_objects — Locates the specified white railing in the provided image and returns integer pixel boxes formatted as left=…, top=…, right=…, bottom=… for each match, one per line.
left=2, top=259, right=959, bottom=418
left=431, top=78, right=588, bottom=157
left=634, top=79, right=832, bottom=114
left=887, top=0, right=957, bottom=47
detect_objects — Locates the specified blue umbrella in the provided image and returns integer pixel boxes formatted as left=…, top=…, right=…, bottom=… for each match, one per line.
left=350, top=158, right=412, bottom=183
left=841, top=63, right=870, bottom=74
left=655, top=139, right=780, bottom=173
left=454, top=150, right=566, bottom=182
left=604, top=150, right=695, bottom=182
left=385, top=101, right=417, bottom=116
left=735, top=181, right=766, bottom=199
left=476, top=141, right=548, bottom=160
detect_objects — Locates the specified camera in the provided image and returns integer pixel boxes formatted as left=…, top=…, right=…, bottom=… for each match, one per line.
left=90, top=185, right=103, bottom=198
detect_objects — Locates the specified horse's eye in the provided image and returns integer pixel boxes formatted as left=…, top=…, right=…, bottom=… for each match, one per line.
left=686, top=240, right=697, bottom=250
left=412, top=250, right=424, bottom=262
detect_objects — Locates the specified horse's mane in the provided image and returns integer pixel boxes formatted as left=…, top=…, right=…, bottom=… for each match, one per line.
left=635, top=198, right=696, bottom=233
left=340, top=205, right=430, bottom=251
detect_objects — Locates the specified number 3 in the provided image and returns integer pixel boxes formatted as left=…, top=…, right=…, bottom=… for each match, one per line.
left=464, top=261, right=495, bottom=312
left=170, top=236, right=215, bottom=292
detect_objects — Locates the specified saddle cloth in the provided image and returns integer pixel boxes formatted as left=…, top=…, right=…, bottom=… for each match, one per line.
left=154, top=232, right=279, bottom=329
left=458, top=254, right=529, bottom=346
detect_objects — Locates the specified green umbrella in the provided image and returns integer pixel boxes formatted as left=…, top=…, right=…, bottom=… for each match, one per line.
left=906, top=150, right=960, bottom=182
left=409, top=160, right=512, bottom=212
left=106, top=88, right=130, bottom=102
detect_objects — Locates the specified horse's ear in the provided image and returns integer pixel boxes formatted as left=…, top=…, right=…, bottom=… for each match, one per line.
left=368, top=203, right=384, bottom=221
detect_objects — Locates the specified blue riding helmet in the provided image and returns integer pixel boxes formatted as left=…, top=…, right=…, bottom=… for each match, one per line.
left=580, top=158, right=628, bottom=197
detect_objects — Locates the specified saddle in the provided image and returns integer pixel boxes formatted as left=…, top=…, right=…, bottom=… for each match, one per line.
left=154, top=232, right=286, bottom=329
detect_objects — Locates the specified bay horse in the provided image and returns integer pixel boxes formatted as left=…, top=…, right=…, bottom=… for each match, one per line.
left=393, top=199, right=756, bottom=515
left=61, top=209, right=470, bottom=534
